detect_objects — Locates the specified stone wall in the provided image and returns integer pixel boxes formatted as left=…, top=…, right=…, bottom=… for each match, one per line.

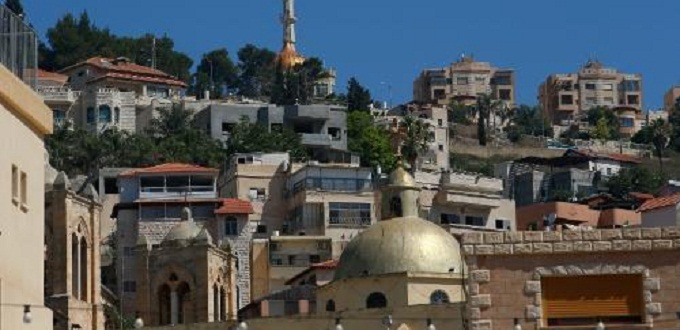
left=462, top=228, right=680, bottom=330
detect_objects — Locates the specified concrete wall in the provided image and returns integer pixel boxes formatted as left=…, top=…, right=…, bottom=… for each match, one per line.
left=642, top=206, right=680, bottom=228
left=0, top=64, right=53, bottom=329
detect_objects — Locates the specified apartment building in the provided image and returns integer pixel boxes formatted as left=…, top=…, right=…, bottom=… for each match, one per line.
left=413, top=55, right=515, bottom=108
left=415, top=171, right=516, bottom=233
left=663, top=86, right=680, bottom=113
left=0, top=6, right=54, bottom=327
left=538, top=60, right=643, bottom=136
left=38, top=56, right=186, bottom=133
left=376, top=103, right=450, bottom=172
left=195, top=103, right=349, bottom=155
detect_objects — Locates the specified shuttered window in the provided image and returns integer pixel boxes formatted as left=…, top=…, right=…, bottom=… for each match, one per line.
left=542, top=274, right=644, bottom=326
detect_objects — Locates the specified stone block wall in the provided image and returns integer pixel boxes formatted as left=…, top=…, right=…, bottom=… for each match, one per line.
left=462, top=228, right=680, bottom=330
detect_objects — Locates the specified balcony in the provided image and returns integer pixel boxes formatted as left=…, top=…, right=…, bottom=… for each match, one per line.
left=329, top=216, right=371, bottom=227
left=284, top=105, right=331, bottom=120
left=38, top=87, right=81, bottom=103
left=301, top=133, right=332, bottom=147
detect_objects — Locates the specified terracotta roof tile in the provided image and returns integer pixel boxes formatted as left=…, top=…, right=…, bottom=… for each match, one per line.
left=638, top=193, right=680, bottom=212
left=629, top=192, right=655, bottom=200
left=215, top=198, right=254, bottom=215
left=119, top=163, right=218, bottom=177
left=36, top=69, right=69, bottom=82
left=62, top=57, right=186, bottom=87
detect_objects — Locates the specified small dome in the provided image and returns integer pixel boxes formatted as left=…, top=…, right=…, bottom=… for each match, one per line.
left=162, top=207, right=202, bottom=248
left=387, top=166, right=417, bottom=188
left=333, top=216, right=462, bottom=280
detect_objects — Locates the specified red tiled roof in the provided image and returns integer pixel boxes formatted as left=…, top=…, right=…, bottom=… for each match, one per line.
left=638, top=193, right=680, bottom=212
left=37, top=69, right=69, bottom=82
left=629, top=192, right=655, bottom=200
left=568, top=149, right=641, bottom=164
left=88, top=72, right=187, bottom=87
left=215, top=199, right=254, bottom=215
left=61, top=56, right=187, bottom=87
left=119, top=163, right=218, bottom=177
left=284, top=259, right=338, bottom=285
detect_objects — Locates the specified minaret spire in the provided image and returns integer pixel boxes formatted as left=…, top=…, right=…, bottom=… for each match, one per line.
left=282, top=0, right=297, bottom=46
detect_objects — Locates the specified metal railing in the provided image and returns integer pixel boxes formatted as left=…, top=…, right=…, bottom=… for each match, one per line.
left=0, top=4, right=38, bottom=88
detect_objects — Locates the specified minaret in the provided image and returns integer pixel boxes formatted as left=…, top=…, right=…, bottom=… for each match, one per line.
left=282, top=0, right=296, bottom=46
left=278, top=0, right=305, bottom=69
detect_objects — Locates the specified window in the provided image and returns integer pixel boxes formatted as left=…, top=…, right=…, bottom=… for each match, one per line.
left=20, top=171, right=27, bottom=208
left=493, top=75, right=511, bottom=86
left=123, top=247, right=135, bottom=257
left=433, top=89, right=446, bottom=100
left=627, top=95, right=640, bottom=105
left=465, top=216, right=485, bottom=226
left=329, top=203, right=371, bottom=226
left=585, top=83, right=596, bottom=90
left=309, top=255, right=321, bottom=264
left=619, top=117, right=635, bottom=128
left=271, top=258, right=282, bottom=266
left=270, top=242, right=280, bottom=251
left=328, top=127, right=342, bottom=141
left=366, top=292, right=387, bottom=309
left=498, top=89, right=511, bottom=101
left=440, top=213, right=461, bottom=225
left=99, top=105, right=112, bottom=122
left=606, top=168, right=613, bottom=176
left=222, top=122, right=235, bottom=136
left=225, top=217, right=238, bottom=236
left=495, top=219, right=512, bottom=230
left=325, top=300, right=336, bottom=312
left=585, top=97, right=597, bottom=105
left=438, top=119, right=443, bottom=126
left=114, top=107, right=121, bottom=123
left=560, top=95, right=574, bottom=105
left=390, top=197, right=403, bottom=217
left=123, top=281, right=137, bottom=293
left=457, top=77, right=469, bottom=85
left=249, top=188, right=266, bottom=200
left=86, top=107, right=95, bottom=123
left=53, top=109, right=66, bottom=126
left=430, top=290, right=450, bottom=304
left=11, top=165, right=18, bottom=204
left=256, top=224, right=267, bottom=234
left=438, top=144, right=444, bottom=151
left=601, top=84, right=614, bottom=91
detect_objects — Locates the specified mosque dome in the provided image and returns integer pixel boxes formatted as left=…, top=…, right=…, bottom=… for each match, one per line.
left=161, top=207, right=202, bottom=248
left=334, top=165, right=462, bottom=280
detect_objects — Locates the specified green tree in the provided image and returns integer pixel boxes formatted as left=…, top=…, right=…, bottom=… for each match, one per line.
left=193, top=48, right=238, bottom=99
left=270, top=57, right=326, bottom=105
left=400, top=115, right=432, bottom=171
left=592, top=116, right=611, bottom=141
left=346, top=77, right=372, bottom=112
left=473, top=94, right=503, bottom=146
left=347, top=111, right=395, bottom=172
left=5, top=0, right=23, bottom=16
left=649, top=118, right=672, bottom=174
left=236, top=44, right=277, bottom=99
left=669, top=101, right=680, bottom=152
left=226, top=117, right=306, bottom=158
left=505, top=105, right=552, bottom=142
left=606, top=167, right=665, bottom=198
left=448, top=101, right=473, bottom=125
left=586, top=106, right=620, bottom=141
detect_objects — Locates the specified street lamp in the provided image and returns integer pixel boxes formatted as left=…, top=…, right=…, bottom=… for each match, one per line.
left=133, top=312, right=144, bottom=329
left=335, top=317, right=344, bottom=330
left=426, top=318, right=436, bottom=330
left=23, top=305, right=32, bottom=324
left=382, top=314, right=393, bottom=330
left=513, top=318, right=522, bottom=330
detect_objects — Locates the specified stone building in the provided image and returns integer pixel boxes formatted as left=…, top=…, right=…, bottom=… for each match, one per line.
left=0, top=39, right=54, bottom=329
left=462, top=227, right=680, bottom=329
left=413, top=55, right=515, bottom=108
left=45, top=170, right=105, bottom=330
left=538, top=60, right=643, bottom=136
left=134, top=208, right=237, bottom=326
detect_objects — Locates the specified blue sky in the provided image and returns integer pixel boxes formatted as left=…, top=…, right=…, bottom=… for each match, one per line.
left=24, top=0, right=680, bottom=109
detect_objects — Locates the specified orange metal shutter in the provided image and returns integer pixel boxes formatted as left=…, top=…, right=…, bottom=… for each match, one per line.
left=542, top=274, right=643, bottom=320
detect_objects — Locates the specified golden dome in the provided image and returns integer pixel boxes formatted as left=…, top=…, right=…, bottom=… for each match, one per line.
left=277, top=42, right=305, bottom=69
left=333, top=216, right=463, bottom=280
left=387, top=165, right=417, bottom=188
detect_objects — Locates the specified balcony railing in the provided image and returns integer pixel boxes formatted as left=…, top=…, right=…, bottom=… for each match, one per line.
left=329, top=216, right=371, bottom=227
left=37, top=87, right=81, bottom=102
left=300, top=133, right=332, bottom=146
left=139, top=185, right=216, bottom=199
left=293, top=178, right=373, bottom=194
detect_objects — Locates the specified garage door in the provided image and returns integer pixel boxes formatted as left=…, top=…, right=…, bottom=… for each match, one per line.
left=542, top=274, right=644, bottom=325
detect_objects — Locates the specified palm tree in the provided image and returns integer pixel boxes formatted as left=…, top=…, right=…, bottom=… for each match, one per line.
left=650, top=118, right=672, bottom=174
left=474, top=94, right=504, bottom=145
left=400, top=115, right=433, bottom=172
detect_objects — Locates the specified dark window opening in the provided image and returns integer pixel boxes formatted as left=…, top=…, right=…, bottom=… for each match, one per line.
left=325, top=300, right=336, bottom=312
left=390, top=197, right=402, bottom=217
left=366, top=292, right=387, bottom=309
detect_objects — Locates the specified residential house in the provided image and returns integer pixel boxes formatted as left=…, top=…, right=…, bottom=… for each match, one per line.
left=516, top=201, right=640, bottom=230
left=413, top=54, right=515, bottom=108
left=0, top=9, right=54, bottom=327
left=538, top=60, right=643, bottom=137
left=639, top=193, right=680, bottom=228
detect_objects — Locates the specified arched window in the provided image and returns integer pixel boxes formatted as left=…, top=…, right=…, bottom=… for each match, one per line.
left=390, top=197, right=402, bottom=217
left=366, top=292, right=387, bottom=309
left=219, top=287, right=226, bottom=321
left=99, top=105, right=112, bottom=122
left=71, top=233, right=79, bottom=299
left=114, top=107, right=121, bottom=123
left=325, top=299, right=336, bottom=312
left=177, top=282, right=191, bottom=324
left=213, top=284, right=220, bottom=322
left=80, top=237, right=88, bottom=302
left=430, top=290, right=450, bottom=304
left=158, top=284, right=172, bottom=325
